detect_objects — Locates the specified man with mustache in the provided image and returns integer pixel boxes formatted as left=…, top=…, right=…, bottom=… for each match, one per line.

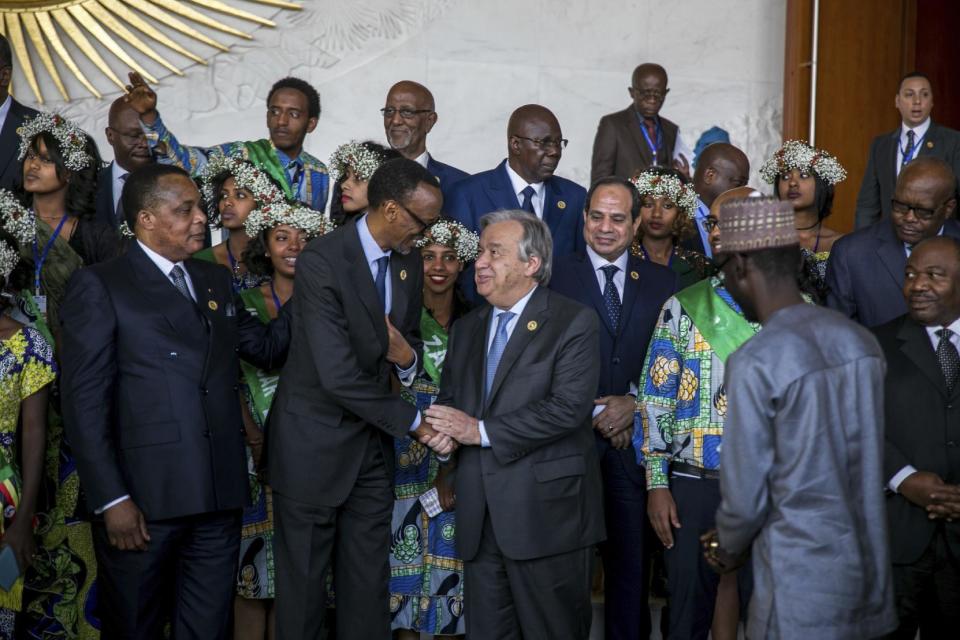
left=95, top=97, right=155, bottom=231
left=873, top=235, right=960, bottom=637
left=827, top=156, right=960, bottom=328
left=124, top=71, right=329, bottom=212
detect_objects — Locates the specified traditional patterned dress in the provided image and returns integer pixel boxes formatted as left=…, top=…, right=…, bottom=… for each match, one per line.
left=142, top=115, right=329, bottom=211
left=634, top=277, right=759, bottom=486
left=801, top=247, right=830, bottom=304
left=236, top=288, right=280, bottom=600
left=389, top=308, right=465, bottom=636
left=0, top=326, right=56, bottom=639
left=632, top=241, right=716, bottom=291
left=194, top=246, right=268, bottom=294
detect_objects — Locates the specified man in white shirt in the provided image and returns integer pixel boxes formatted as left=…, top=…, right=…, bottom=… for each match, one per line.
left=873, top=235, right=960, bottom=637
left=0, top=35, right=40, bottom=189
left=855, top=71, right=960, bottom=228
left=96, top=97, right=154, bottom=230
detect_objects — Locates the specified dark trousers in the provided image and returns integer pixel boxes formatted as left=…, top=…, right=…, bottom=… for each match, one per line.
left=597, top=439, right=652, bottom=640
left=887, top=529, right=960, bottom=639
left=465, top=510, right=595, bottom=640
left=93, top=509, right=241, bottom=640
left=665, top=476, right=751, bottom=640
left=273, top=436, right=393, bottom=640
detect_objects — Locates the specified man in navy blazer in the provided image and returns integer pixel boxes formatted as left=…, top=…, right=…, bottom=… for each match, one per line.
left=829, top=157, right=960, bottom=328
left=96, top=98, right=155, bottom=230
left=551, top=176, right=678, bottom=640
left=382, top=80, right=468, bottom=207
left=0, top=36, right=40, bottom=189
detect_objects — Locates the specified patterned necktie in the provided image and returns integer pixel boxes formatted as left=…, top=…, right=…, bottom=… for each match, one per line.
left=485, top=311, right=515, bottom=397
left=644, top=118, right=659, bottom=164
left=374, top=255, right=390, bottom=309
left=600, top=264, right=622, bottom=331
left=169, top=265, right=192, bottom=301
left=520, top=186, right=536, bottom=215
left=936, top=328, right=960, bottom=392
left=115, top=173, right=128, bottom=227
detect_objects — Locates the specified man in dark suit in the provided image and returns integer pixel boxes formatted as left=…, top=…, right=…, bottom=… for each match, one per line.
left=382, top=80, right=468, bottom=205
left=550, top=177, right=677, bottom=640
left=874, top=236, right=960, bottom=637
left=0, top=35, right=40, bottom=189
left=59, top=164, right=290, bottom=639
left=426, top=209, right=605, bottom=639
left=590, top=63, right=693, bottom=185
left=267, top=158, right=451, bottom=640
left=687, top=143, right=750, bottom=257
left=855, top=71, right=960, bottom=229
left=828, top=157, right=960, bottom=328
left=95, top=97, right=154, bottom=230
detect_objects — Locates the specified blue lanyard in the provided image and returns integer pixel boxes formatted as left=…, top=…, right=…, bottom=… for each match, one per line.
left=900, top=132, right=920, bottom=164
left=33, top=215, right=69, bottom=294
left=269, top=281, right=282, bottom=312
left=639, top=117, right=663, bottom=161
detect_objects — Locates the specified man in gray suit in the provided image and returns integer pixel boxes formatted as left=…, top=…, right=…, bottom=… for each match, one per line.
left=267, top=158, right=452, bottom=640
left=426, top=210, right=605, bottom=639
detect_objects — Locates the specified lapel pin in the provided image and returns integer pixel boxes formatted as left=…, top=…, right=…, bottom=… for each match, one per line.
left=527, top=320, right=538, bottom=331
left=630, top=270, right=639, bottom=280
left=927, top=141, right=934, bottom=149
left=400, top=269, right=408, bottom=281
left=208, top=300, right=218, bottom=311
left=557, top=200, right=566, bottom=210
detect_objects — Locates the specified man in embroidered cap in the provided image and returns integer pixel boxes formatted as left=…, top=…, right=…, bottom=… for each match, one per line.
left=703, top=196, right=897, bottom=639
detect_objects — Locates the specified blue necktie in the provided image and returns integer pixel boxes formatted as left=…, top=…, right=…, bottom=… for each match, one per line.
left=600, top=264, right=621, bottom=331
left=374, top=255, right=390, bottom=309
left=520, top=186, right=536, bottom=214
left=485, top=311, right=515, bottom=397
left=902, top=130, right=916, bottom=168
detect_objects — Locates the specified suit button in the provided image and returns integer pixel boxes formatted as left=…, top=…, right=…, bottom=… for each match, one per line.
left=612, top=357, right=621, bottom=365
left=203, top=430, right=211, bottom=437
left=200, top=387, right=208, bottom=395
left=233, top=385, right=239, bottom=392
left=948, top=441, right=957, bottom=448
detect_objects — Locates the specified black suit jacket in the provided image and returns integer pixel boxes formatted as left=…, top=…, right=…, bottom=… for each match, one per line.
left=874, top=314, right=960, bottom=564
left=590, top=106, right=679, bottom=185
left=854, top=122, right=960, bottom=229
left=0, top=98, right=40, bottom=189
left=267, top=219, right=423, bottom=507
left=437, top=287, right=605, bottom=561
left=426, top=155, right=469, bottom=211
left=826, top=218, right=960, bottom=328
left=94, top=164, right=120, bottom=230
left=59, top=242, right=290, bottom=521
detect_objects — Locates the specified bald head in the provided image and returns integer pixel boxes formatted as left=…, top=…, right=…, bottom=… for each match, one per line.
left=507, top=105, right=564, bottom=183
left=632, top=63, right=667, bottom=88
left=106, top=96, right=151, bottom=172
left=508, top=104, right=559, bottom=136
left=383, top=80, right=437, bottom=158
left=892, top=156, right=958, bottom=246
left=693, top=143, right=751, bottom=207
left=898, top=156, right=957, bottom=203
left=708, top=186, right=760, bottom=253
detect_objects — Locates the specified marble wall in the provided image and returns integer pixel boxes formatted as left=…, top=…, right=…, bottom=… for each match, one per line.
left=18, top=0, right=787, bottom=197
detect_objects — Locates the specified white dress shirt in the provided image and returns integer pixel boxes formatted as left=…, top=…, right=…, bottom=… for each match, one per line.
left=504, top=162, right=546, bottom=218
left=477, top=284, right=539, bottom=447
left=888, top=316, right=960, bottom=493
left=413, top=150, right=430, bottom=169
left=111, top=161, right=129, bottom=213
left=585, top=245, right=628, bottom=301
left=0, top=95, right=11, bottom=138
left=896, top=117, right=931, bottom=176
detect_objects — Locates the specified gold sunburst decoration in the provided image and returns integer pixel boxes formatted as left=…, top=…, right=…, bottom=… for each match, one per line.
left=0, top=0, right=301, bottom=104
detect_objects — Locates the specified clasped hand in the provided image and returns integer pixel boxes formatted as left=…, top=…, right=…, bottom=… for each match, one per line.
left=425, top=405, right=481, bottom=446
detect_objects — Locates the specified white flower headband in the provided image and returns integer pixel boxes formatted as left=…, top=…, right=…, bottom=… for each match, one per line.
left=759, top=140, right=847, bottom=186
left=199, top=154, right=287, bottom=226
left=416, top=219, right=480, bottom=263
left=244, top=201, right=335, bottom=239
left=0, top=238, right=19, bottom=283
left=0, top=188, right=36, bottom=245
left=630, top=171, right=700, bottom=219
left=329, top=141, right=388, bottom=182
left=17, top=113, right=93, bottom=172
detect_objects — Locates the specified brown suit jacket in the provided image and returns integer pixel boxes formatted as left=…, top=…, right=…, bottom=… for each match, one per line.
left=591, top=105, right=679, bottom=184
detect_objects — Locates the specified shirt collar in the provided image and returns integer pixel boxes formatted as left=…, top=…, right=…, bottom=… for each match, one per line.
left=137, top=239, right=184, bottom=276
left=924, top=316, right=960, bottom=342
left=413, top=150, right=430, bottom=169
left=274, top=147, right=302, bottom=169
left=504, top=161, right=545, bottom=199
left=585, top=245, right=629, bottom=273
left=493, top=283, right=539, bottom=316
left=356, top=213, right=390, bottom=265
left=111, top=160, right=129, bottom=183
left=902, top=117, right=931, bottom=140
left=0, top=95, right=11, bottom=127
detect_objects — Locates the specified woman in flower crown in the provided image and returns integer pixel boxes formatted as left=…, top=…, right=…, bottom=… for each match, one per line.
left=328, top=140, right=402, bottom=226
left=0, top=229, right=55, bottom=640
left=196, top=155, right=289, bottom=293
left=630, top=166, right=715, bottom=289
left=234, top=202, right=333, bottom=639
left=389, top=218, right=477, bottom=640
left=761, top=140, right=847, bottom=287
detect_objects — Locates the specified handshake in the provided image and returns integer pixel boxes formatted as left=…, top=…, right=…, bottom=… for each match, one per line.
left=412, top=405, right=483, bottom=456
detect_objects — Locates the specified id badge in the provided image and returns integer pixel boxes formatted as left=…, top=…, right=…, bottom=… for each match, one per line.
left=34, top=295, right=48, bottom=317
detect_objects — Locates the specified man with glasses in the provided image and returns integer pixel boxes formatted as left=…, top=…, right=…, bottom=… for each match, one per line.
left=828, top=156, right=960, bottom=328
left=382, top=80, right=468, bottom=205
left=96, top=97, right=155, bottom=230
left=0, top=34, right=40, bottom=189
left=590, top=63, right=694, bottom=185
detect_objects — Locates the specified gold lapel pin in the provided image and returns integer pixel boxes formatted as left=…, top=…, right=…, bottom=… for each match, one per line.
left=527, top=320, right=538, bottom=331
left=927, top=141, right=934, bottom=149
left=630, top=270, right=639, bottom=280
left=208, top=300, right=218, bottom=311
left=400, top=269, right=408, bottom=281
left=557, top=200, right=566, bottom=210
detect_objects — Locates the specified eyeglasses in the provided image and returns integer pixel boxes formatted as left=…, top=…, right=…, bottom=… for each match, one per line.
left=704, top=216, right=720, bottom=232
left=891, top=198, right=945, bottom=221
left=380, top=107, right=434, bottom=120
left=397, top=202, right=431, bottom=232
left=512, top=136, right=569, bottom=150
left=631, top=88, right=668, bottom=101
left=107, top=127, right=147, bottom=145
